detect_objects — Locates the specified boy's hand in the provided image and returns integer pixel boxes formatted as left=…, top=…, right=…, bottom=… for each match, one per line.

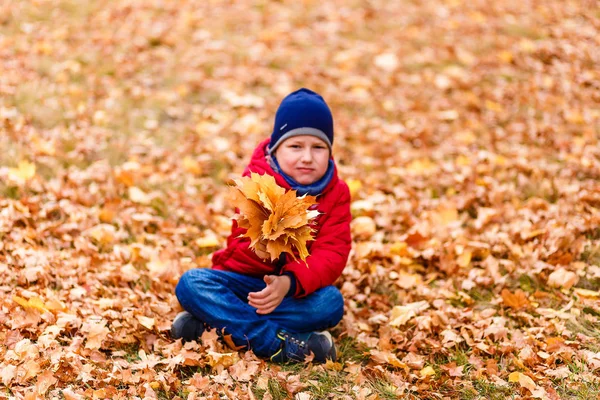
left=248, top=275, right=291, bottom=315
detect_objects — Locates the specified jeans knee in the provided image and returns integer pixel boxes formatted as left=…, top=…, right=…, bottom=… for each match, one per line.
left=331, top=289, right=344, bottom=322
left=175, top=268, right=210, bottom=303
left=318, top=286, right=344, bottom=325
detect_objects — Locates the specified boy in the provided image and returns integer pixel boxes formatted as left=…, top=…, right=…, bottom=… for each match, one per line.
left=172, top=88, right=352, bottom=363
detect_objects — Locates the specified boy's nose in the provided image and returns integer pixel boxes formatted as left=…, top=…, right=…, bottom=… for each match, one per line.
left=301, top=149, right=313, bottom=162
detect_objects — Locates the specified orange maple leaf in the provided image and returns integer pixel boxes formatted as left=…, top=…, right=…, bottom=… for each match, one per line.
left=228, top=173, right=318, bottom=263
left=222, top=332, right=246, bottom=351
left=501, top=288, right=530, bottom=310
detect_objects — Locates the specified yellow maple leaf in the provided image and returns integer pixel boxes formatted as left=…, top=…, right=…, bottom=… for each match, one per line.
left=182, top=156, right=202, bottom=175
left=420, top=366, right=436, bottom=378
left=457, top=249, right=472, bottom=268
left=13, top=295, right=49, bottom=313
left=229, top=173, right=318, bottom=263
left=347, top=179, right=362, bottom=198
left=508, top=372, right=537, bottom=391
left=206, top=351, right=239, bottom=369
left=8, top=160, right=36, bottom=182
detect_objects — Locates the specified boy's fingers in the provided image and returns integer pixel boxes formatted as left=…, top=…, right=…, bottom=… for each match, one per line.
left=255, top=301, right=279, bottom=314
left=248, top=294, right=276, bottom=307
left=256, top=306, right=275, bottom=315
left=248, top=287, right=272, bottom=300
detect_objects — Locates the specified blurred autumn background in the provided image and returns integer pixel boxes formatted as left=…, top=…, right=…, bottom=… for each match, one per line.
left=1, top=0, right=600, bottom=398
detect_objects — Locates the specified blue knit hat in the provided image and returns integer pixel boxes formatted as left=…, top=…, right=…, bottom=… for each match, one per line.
left=268, top=88, right=334, bottom=155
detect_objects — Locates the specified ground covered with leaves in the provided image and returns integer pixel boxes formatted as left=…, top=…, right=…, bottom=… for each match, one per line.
left=1, top=0, right=600, bottom=399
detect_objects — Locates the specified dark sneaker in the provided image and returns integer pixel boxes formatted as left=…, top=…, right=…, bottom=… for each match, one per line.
left=270, top=330, right=336, bottom=363
left=170, top=311, right=205, bottom=343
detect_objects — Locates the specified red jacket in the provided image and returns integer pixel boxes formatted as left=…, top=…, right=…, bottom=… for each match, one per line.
left=212, top=138, right=352, bottom=297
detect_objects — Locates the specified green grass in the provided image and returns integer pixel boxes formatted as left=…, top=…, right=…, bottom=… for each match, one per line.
left=566, top=315, right=600, bottom=341
left=576, top=275, right=600, bottom=291
left=0, top=184, right=20, bottom=200
left=336, top=336, right=371, bottom=364
left=459, top=379, right=517, bottom=399
left=518, top=273, right=541, bottom=293
left=306, top=370, right=348, bottom=398
left=555, top=379, right=600, bottom=400
left=519, top=179, right=560, bottom=203
left=467, top=286, right=494, bottom=303
left=579, top=243, right=600, bottom=267
left=371, top=280, right=403, bottom=306
left=502, top=24, right=546, bottom=40
left=266, top=378, right=289, bottom=400
left=369, top=378, right=405, bottom=399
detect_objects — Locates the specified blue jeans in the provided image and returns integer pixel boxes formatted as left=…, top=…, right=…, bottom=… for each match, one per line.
left=175, top=268, right=344, bottom=358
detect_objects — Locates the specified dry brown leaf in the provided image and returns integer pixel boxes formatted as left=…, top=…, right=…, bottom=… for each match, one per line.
left=370, top=350, right=407, bottom=369
left=36, top=370, right=58, bottom=396
left=222, top=333, right=246, bottom=351
left=389, top=301, right=430, bottom=327
left=82, top=320, right=110, bottom=350
left=501, top=288, right=530, bottom=310
left=547, top=268, right=578, bottom=289
left=229, top=359, right=260, bottom=382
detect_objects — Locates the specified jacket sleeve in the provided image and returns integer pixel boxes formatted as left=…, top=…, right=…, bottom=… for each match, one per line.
left=280, top=183, right=352, bottom=297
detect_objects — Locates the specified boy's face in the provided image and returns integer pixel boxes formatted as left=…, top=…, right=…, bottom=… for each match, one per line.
left=274, top=135, right=330, bottom=185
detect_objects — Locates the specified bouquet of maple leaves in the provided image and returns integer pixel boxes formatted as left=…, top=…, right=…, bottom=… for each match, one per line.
left=228, top=173, right=319, bottom=263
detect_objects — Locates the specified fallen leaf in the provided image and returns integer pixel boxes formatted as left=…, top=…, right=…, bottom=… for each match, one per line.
left=442, top=362, right=464, bottom=377
left=501, top=288, right=530, bottom=310
left=347, top=179, right=362, bottom=198
left=36, top=370, right=58, bottom=396
left=136, top=315, right=155, bottom=330
left=351, top=216, right=376, bottom=239
left=83, top=320, right=110, bottom=350
left=548, top=268, right=578, bottom=289
left=457, top=249, right=472, bottom=268
left=508, top=371, right=537, bottom=392
left=8, top=160, right=36, bottom=182
left=420, top=366, right=436, bottom=378
left=222, top=333, right=246, bottom=351
left=13, top=295, right=49, bottom=313
left=1, top=364, right=16, bottom=386
left=206, top=351, right=239, bottom=370
left=389, top=301, right=430, bottom=327
left=182, top=156, right=202, bottom=175
left=128, top=187, right=151, bottom=204
left=574, top=288, right=599, bottom=298
left=374, top=52, right=399, bottom=71
left=229, top=358, right=259, bottom=381
left=370, top=350, right=408, bottom=369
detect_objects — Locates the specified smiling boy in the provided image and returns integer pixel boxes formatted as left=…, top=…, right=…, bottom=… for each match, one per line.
left=172, top=88, right=352, bottom=363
